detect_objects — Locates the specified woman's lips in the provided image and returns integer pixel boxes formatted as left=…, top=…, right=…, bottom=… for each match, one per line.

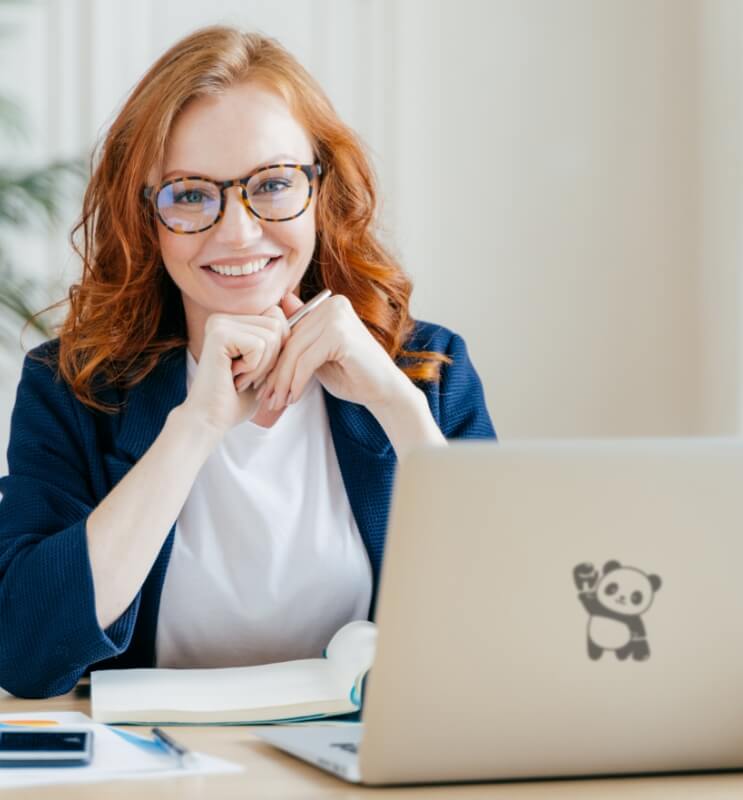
left=201, top=256, right=281, bottom=287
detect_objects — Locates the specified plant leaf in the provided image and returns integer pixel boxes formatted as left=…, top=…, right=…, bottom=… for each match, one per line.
left=0, top=256, right=53, bottom=338
left=0, top=157, right=87, bottom=229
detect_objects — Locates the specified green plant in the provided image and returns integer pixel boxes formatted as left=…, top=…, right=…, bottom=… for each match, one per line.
left=0, top=2, right=86, bottom=348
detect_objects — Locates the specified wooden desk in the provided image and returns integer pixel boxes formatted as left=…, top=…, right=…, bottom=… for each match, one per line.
left=1, top=688, right=742, bottom=798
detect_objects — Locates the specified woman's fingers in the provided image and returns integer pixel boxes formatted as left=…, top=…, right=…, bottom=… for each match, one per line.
left=262, top=305, right=291, bottom=344
left=250, top=306, right=291, bottom=387
left=284, top=335, right=330, bottom=405
left=264, top=323, right=324, bottom=407
left=231, top=306, right=290, bottom=389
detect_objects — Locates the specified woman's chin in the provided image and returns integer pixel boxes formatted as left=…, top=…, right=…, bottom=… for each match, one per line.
left=206, top=290, right=287, bottom=317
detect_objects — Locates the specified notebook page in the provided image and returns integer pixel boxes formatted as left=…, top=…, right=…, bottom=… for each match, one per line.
left=92, top=658, right=346, bottom=717
left=324, top=620, right=377, bottom=685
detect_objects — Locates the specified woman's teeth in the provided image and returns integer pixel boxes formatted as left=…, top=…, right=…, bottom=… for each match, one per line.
left=207, top=257, right=273, bottom=276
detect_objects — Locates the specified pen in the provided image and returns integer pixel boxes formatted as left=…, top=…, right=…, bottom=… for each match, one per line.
left=229, top=288, right=330, bottom=360
left=151, top=727, right=194, bottom=768
left=233, top=288, right=332, bottom=390
left=286, top=288, right=331, bottom=329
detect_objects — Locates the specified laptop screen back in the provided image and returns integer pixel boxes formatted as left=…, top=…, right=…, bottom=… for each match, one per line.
left=360, top=439, right=743, bottom=783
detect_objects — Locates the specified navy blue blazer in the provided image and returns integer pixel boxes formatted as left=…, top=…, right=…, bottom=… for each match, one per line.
left=0, top=320, right=495, bottom=698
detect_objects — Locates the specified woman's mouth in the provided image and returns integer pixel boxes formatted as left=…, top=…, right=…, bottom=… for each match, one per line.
left=200, top=256, right=281, bottom=287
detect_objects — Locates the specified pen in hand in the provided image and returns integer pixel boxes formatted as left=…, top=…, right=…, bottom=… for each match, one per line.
left=235, top=288, right=332, bottom=394
left=285, top=288, right=331, bottom=329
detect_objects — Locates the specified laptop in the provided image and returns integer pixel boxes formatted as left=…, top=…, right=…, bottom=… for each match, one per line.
left=253, top=438, right=743, bottom=785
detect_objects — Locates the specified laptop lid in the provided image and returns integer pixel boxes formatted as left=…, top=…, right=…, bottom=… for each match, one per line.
left=359, top=438, right=743, bottom=784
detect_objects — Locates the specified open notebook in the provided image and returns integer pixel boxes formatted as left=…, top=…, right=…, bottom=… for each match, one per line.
left=90, top=620, right=376, bottom=725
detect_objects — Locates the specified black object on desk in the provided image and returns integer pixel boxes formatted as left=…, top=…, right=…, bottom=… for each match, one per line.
left=0, top=729, right=93, bottom=768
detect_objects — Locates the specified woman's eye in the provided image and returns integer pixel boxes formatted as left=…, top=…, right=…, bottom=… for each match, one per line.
left=174, top=190, right=206, bottom=204
left=255, top=180, right=290, bottom=194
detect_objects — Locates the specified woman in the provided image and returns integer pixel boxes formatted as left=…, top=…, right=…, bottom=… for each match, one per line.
left=0, top=26, right=495, bottom=698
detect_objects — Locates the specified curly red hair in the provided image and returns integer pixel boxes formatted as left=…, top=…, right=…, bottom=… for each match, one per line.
left=34, top=25, right=449, bottom=413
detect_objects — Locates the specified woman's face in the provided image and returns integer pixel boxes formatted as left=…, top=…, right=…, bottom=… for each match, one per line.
left=151, top=81, right=317, bottom=339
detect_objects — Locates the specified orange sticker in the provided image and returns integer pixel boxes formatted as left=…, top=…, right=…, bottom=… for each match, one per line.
left=2, top=720, right=59, bottom=726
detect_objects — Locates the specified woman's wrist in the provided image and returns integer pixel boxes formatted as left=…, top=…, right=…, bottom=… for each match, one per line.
left=167, top=402, right=226, bottom=455
left=367, top=374, right=447, bottom=462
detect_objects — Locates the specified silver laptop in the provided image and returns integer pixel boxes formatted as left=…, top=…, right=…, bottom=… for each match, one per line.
left=254, top=438, right=743, bottom=784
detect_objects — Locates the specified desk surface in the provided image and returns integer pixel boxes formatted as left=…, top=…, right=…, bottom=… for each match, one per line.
left=1, top=688, right=742, bottom=798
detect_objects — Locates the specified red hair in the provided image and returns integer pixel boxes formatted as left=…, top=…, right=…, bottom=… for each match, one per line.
left=35, top=25, right=450, bottom=413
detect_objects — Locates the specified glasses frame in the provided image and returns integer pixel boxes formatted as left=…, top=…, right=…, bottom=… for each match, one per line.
left=143, top=162, right=323, bottom=234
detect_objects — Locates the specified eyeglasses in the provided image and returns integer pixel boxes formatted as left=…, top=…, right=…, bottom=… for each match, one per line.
left=143, top=162, right=322, bottom=234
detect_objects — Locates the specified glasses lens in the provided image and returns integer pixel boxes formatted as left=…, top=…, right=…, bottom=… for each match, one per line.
left=246, top=166, right=310, bottom=220
left=156, top=179, right=221, bottom=233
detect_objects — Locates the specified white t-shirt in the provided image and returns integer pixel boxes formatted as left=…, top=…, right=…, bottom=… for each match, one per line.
left=155, top=350, right=373, bottom=668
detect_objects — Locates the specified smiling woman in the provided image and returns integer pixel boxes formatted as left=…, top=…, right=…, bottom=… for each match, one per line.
left=149, top=82, right=320, bottom=350
left=50, top=28, right=456, bottom=411
left=0, top=25, right=495, bottom=698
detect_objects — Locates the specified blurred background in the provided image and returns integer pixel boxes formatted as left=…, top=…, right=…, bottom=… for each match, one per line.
left=0, top=0, right=741, bottom=473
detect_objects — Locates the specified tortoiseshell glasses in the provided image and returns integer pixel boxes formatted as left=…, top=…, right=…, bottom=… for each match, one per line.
left=143, top=162, right=322, bottom=234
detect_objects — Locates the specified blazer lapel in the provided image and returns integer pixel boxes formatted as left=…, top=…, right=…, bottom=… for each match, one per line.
left=323, top=389, right=397, bottom=618
left=115, top=347, right=188, bottom=463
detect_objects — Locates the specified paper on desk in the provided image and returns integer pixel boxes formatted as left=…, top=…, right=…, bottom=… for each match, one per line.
left=0, top=711, right=242, bottom=789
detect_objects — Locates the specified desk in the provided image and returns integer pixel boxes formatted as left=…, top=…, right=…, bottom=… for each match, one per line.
left=1, top=688, right=742, bottom=798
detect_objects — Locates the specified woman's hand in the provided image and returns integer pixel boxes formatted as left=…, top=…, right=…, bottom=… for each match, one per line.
left=181, top=306, right=290, bottom=437
left=259, top=292, right=411, bottom=412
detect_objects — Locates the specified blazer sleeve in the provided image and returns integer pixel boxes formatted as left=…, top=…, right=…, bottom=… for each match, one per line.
left=437, top=331, right=497, bottom=441
left=0, top=351, right=139, bottom=698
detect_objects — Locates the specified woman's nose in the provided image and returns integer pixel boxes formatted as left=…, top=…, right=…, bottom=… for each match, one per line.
left=212, top=187, right=263, bottom=244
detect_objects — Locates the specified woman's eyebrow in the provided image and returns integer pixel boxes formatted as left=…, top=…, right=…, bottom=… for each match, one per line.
left=161, top=153, right=303, bottom=181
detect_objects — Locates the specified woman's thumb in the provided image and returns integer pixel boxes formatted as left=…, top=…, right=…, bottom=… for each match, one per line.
left=280, top=291, right=304, bottom=317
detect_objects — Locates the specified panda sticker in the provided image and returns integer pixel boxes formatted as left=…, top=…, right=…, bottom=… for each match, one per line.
left=573, top=561, right=662, bottom=661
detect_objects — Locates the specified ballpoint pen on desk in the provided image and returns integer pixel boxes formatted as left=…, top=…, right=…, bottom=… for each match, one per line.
left=151, top=727, right=195, bottom=769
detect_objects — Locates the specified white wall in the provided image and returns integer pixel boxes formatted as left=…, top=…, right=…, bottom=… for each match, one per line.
left=407, top=0, right=702, bottom=437
left=698, top=0, right=743, bottom=434
left=0, top=0, right=742, bottom=474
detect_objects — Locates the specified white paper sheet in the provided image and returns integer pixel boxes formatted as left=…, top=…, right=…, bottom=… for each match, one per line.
left=0, top=711, right=243, bottom=789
